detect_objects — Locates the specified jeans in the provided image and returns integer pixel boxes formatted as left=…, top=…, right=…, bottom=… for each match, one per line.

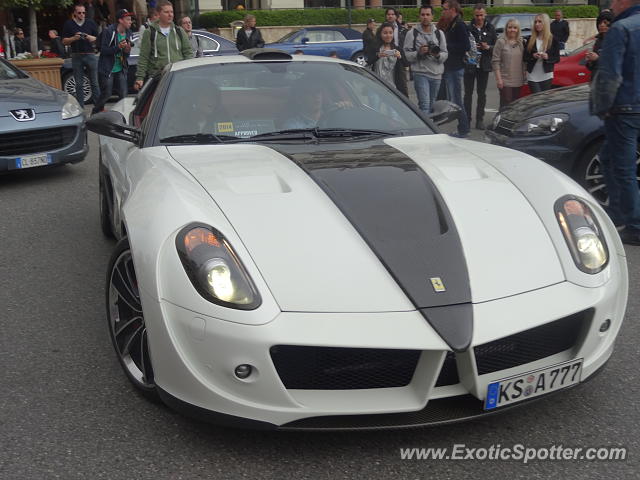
left=413, top=73, right=441, bottom=114
left=463, top=68, right=489, bottom=122
left=599, top=114, right=640, bottom=231
left=72, top=53, right=100, bottom=108
left=443, top=68, right=470, bottom=135
left=93, top=70, right=127, bottom=114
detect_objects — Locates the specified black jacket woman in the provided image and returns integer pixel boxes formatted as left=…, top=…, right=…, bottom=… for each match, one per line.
left=585, top=10, right=614, bottom=73
left=523, top=13, right=560, bottom=93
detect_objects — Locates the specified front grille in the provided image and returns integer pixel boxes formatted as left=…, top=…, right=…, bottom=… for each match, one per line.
left=270, top=345, right=420, bottom=390
left=434, top=351, right=459, bottom=387
left=495, top=118, right=517, bottom=136
left=0, top=126, right=77, bottom=156
left=474, top=310, right=592, bottom=376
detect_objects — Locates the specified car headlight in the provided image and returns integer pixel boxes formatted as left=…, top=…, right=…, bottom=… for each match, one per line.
left=61, top=94, right=83, bottom=119
left=512, top=114, right=568, bottom=136
left=491, top=113, right=501, bottom=130
left=555, top=196, right=608, bottom=274
left=176, top=224, right=261, bottom=309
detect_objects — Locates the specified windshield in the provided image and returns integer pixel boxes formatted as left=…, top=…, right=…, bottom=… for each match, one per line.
left=275, top=31, right=300, bottom=43
left=0, top=59, right=26, bottom=79
left=156, top=61, right=430, bottom=143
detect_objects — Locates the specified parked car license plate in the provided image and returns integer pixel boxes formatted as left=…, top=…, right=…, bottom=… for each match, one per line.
left=16, top=153, right=51, bottom=169
left=484, top=359, right=583, bottom=410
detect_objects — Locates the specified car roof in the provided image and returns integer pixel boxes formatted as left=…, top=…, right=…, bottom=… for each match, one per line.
left=170, top=53, right=357, bottom=71
left=298, top=27, right=362, bottom=39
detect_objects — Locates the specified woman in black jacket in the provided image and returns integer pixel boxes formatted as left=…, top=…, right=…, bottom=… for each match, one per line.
left=524, top=13, right=560, bottom=93
left=235, top=14, right=265, bottom=52
left=585, top=10, right=614, bottom=73
left=365, top=22, right=404, bottom=92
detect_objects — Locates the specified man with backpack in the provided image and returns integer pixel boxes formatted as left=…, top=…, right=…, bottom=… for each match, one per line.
left=134, top=0, right=193, bottom=90
left=404, top=5, right=448, bottom=113
left=92, top=9, right=134, bottom=114
left=463, top=3, right=496, bottom=130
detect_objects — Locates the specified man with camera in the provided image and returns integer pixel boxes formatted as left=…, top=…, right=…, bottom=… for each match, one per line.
left=62, top=3, right=100, bottom=108
left=403, top=4, right=448, bottom=113
left=92, top=9, right=134, bottom=114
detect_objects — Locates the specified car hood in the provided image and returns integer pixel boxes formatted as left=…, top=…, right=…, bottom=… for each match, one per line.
left=0, top=78, right=67, bottom=115
left=498, top=84, right=589, bottom=120
left=168, top=135, right=565, bottom=312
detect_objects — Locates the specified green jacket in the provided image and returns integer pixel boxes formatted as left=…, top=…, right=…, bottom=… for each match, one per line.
left=136, top=21, right=193, bottom=80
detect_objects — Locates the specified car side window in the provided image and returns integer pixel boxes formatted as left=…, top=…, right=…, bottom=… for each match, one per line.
left=519, top=15, right=533, bottom=32
left=195, top=34, right=220, bottom=52
left=307, top=30, right=338, bottom=42
left=131, top=77, right=159, bottom=127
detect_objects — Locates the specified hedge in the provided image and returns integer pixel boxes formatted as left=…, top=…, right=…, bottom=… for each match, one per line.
left=199, top=6, right=599, bottom=29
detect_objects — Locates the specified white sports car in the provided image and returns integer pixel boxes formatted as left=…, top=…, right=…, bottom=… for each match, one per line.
left=88, top=51, right=628, bottom=430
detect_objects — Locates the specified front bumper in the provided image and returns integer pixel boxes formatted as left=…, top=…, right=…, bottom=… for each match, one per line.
left=143, top=253, right=627, bottom=429
left=0, top=112, right=88, bottom=173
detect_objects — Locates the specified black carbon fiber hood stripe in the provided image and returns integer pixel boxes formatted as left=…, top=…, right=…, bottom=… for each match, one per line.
left=278, top=141, right=473, bottom=352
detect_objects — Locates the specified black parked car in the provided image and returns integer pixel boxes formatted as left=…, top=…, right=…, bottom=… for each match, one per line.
left=61, top=30, right=238, bottom=104
left=485, top=84, right=640, bottom=206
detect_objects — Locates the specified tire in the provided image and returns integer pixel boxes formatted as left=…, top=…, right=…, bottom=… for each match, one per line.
left=350, top=51, right=366, bottom=67
left=574, top=139, right=640, bottom=207
left=99, top=164, right=115, bottom=239
left=62, top=72, right=93, bottom=105
left=106, top=238, right=160, bottom=402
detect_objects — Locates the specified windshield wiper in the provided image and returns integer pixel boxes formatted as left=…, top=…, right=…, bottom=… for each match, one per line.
left=246, top=128, right=319, bottom=141
left=248, top=128, right=394, bottom=142
left=312, top=128, right=395, bottom=138
left=159, top=133, right=240, bottom=144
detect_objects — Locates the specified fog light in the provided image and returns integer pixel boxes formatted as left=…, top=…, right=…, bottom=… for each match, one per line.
left=234, top=364, right=252, bottom=379
left=599, top=319, right=611, bottom=333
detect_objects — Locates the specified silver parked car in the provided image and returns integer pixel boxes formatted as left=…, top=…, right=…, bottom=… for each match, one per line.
left=0, top=56, right=87, bottom=173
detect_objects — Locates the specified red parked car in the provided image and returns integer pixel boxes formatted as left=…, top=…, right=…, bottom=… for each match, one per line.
left=552, top=41, right=594, bottom=87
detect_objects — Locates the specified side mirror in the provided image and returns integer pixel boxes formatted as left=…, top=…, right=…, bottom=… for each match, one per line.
left=87, top=110, right=141, bottom=144
left=427, top=100, right=461, bottom=126
left=301, top=37, right=309, bottom=44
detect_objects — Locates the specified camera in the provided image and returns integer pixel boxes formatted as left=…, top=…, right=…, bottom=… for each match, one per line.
left=426, top=41, right=440, bottom=56
left=79, top=32, right=87, bottom=39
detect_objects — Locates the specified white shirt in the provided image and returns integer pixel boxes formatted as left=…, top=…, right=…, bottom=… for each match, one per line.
left=160, top=25, right=171, bottom=37
left=528, top=38, right=554, bottom=82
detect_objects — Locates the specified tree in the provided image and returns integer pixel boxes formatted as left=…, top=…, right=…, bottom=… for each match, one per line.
left=1, top=0, right=74, bottom=56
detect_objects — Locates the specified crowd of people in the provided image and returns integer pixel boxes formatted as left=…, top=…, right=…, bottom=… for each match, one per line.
left=4, top=0, right=639, bottom=247
left=362, top=4, right=579, bottom=136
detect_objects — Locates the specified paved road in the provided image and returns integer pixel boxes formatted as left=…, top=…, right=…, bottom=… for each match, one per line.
left=0, top=96, right=638, bottom=479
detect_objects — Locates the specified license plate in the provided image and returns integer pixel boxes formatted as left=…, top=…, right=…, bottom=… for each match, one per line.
left=484, top=359, right=583, bottom=410
left=16, top=153, right=51, bottom=169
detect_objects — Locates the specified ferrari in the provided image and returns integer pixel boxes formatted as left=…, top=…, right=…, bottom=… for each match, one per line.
left=87, top=50, right=628, bottom=430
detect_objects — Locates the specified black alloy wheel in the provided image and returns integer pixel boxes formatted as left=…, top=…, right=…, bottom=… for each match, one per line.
left=575, top=140, right=640, bottom=207
left=106, top=238, right=159, bottom=401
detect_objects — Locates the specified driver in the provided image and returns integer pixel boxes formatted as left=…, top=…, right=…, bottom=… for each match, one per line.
left=282, top=81, right=352, bottom=130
